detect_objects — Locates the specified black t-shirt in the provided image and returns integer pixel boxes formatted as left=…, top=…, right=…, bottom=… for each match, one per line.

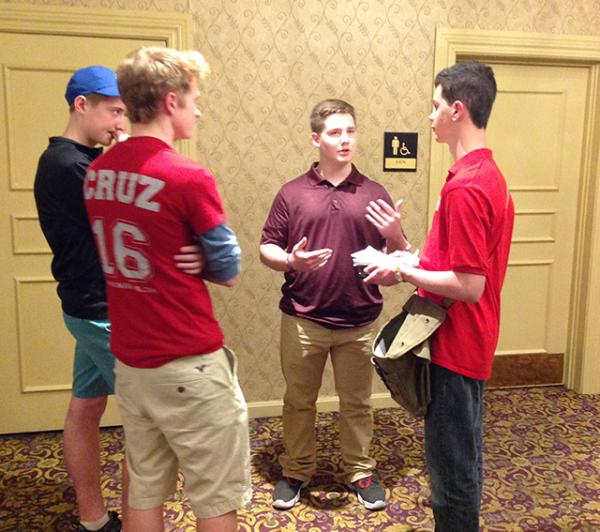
left=34, top=137, right=107, bottom=319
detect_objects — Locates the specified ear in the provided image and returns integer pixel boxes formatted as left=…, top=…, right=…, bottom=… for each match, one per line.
left=72, top=95, right=89, bottom=113
left=451, top=100, right=467, bottom=121
left=311, top=131, right=320, bottom=148
left=163, top=91, right=178, bottom=115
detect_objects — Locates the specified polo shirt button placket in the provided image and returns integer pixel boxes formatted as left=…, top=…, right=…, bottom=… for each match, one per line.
left=331, top=189, right=341, bottom=211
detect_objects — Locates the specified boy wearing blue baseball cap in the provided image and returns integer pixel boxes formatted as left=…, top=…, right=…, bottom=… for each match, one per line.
left=34, top=65, right=204, bottom=531
left=65, top=65, right=121, bottom=103
left=35, top=65, right=126, bottom=532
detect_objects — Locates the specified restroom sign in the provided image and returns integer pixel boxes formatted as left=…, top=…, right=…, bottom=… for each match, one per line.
left=383, top=132, right=417, bottom=172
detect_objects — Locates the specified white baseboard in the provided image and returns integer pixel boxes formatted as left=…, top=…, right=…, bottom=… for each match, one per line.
left=247, top=392, right=398, bottom=419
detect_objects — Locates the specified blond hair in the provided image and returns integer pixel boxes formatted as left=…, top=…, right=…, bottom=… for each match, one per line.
left=117, top=47, right=210, bottom=123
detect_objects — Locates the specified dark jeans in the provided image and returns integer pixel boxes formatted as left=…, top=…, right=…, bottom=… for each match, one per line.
left=424, top=363, right=485, bottom=532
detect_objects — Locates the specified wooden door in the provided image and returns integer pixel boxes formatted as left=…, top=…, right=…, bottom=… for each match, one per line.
left=430, top=28, right=600, bottom=393
left=0, top=5, right=189, bottom=433
left=486, top=62, right=589, bottom=386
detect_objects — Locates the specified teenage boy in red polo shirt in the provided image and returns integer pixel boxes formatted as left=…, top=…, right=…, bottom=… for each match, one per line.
left=364, top=61, right=515, bottom=531
left=260, top=99, right=408, bottom=511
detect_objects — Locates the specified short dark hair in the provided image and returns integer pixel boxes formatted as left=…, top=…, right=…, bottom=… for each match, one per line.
left=310, top=99, right=356, bottom=134
left=68, top=93, right=106, bottom=113
left=434, top=61, right=497, bottom=129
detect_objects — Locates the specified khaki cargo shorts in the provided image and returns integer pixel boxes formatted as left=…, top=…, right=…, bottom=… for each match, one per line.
left=115, top=347, right=252, bottom=518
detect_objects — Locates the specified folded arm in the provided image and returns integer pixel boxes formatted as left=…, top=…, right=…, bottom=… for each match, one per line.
left=198, top=223, right=241, bottom=287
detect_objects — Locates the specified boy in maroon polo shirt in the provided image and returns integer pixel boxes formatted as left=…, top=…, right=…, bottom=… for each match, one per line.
left=364, top=61, right=514, bottom=531
left=260, top=99, right=409, bottom=511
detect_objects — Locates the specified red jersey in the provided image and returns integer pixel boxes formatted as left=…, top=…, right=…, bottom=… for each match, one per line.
left=85, top=136, right=226, bottom=368
left=419, top=149, right=514, bottom=380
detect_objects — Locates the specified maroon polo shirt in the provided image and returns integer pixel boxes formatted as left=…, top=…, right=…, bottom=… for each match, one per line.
left=261, top=163, right=393, bottom=328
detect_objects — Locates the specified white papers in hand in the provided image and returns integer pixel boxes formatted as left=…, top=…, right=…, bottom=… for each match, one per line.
left=351, top=246, right=419, bottom=268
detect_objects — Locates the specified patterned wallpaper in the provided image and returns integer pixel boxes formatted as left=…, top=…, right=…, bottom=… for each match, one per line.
left=10, top=0, right=600, bottom=403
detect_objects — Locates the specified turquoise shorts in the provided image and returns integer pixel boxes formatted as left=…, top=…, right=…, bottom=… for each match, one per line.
left=63, top=313, right=116, bottom=398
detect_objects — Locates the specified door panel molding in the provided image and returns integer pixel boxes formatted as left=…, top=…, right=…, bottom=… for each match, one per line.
left=14, top=277, right=73, bottom=393
left=0, top=3, right=191, bottom=45
left=431, top=28, right=600, bottom=394
left=11, top=215, right=50, bottom=255
left=0, top=3, right=194, bottom=158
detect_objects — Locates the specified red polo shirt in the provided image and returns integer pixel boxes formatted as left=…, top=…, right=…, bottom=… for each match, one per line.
left=419, top=149, right=514, bottom=380
left=261, top=163, right=391, bottom=328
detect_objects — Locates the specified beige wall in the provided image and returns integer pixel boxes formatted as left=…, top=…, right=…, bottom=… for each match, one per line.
left=10, top=0, right=600, bottom=403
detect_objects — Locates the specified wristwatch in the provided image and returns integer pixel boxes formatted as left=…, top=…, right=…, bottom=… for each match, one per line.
left=286, top=253, right=295, bottom=272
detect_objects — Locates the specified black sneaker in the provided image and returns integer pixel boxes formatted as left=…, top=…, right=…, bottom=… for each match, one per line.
left=351, top=475, right=386, bottom=511
left=272, top=477, right=307, bottom=510
left=77, top=511, right=121, bottom=532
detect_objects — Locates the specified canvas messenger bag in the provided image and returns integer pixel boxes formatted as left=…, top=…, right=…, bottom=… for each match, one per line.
left=371, top=293, right=449, bottom=416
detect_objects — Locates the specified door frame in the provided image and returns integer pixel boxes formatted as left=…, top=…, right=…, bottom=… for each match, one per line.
left=430, top=28, right=600, bottom=394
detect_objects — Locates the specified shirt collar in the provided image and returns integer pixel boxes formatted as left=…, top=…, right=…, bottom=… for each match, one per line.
left=51, top=136, right=103, bottom=158
left=308, top=162, right=364, bottom=187
left=447, top=148, right=493, bottom=181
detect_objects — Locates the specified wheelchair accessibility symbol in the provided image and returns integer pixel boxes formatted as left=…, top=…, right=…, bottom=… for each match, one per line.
left=392, top=136, right=411, bottom=156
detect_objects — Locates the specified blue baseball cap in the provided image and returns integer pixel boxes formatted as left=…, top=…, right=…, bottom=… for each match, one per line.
left=65, top=65, right=120, bottom=104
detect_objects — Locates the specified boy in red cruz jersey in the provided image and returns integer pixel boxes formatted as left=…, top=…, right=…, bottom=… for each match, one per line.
left=260, top=99, right=409, bottom=512
left=84, top=47, right=251, bottom=532
left=363, top=61, right=515, bottom=531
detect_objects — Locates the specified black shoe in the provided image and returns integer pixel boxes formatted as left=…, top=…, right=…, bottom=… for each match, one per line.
left=351, top=475, right=386, bottom=511
left=77, top=511, right=121, bottom=531
left=272, top=477, right=307, bottom=510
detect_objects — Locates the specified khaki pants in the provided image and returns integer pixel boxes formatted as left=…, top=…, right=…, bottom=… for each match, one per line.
left=279, top=313, right=377, bottom=484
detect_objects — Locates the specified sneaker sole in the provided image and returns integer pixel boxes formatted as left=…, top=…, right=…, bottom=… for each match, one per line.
left=356, top=492, right=387, bottom=511
left=272, top=482, right=306, bottom=510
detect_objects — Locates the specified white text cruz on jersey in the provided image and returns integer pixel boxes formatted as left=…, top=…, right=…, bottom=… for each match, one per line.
left=84, top=169, right=165, bottom=212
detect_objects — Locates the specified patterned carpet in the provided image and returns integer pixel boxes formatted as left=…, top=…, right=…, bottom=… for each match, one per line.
left=1, top=386, right=599, bottom=531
